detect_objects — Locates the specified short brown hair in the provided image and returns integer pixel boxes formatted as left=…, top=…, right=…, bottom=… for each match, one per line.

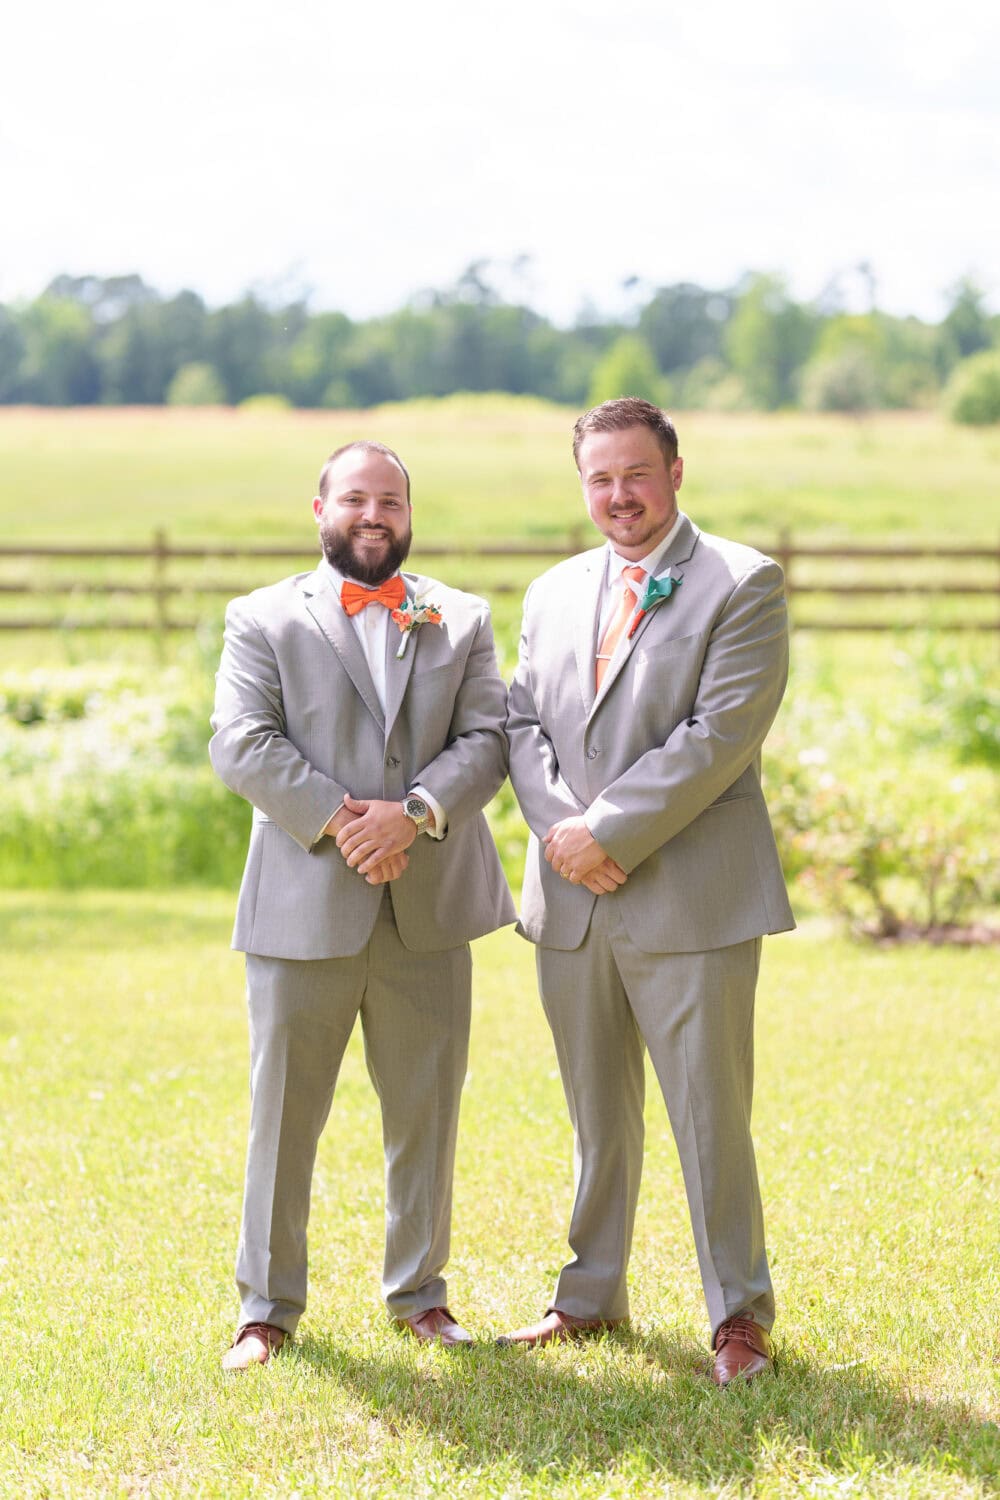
left=572, top=398, right=679, bottom=469
left=318, top=440, right=411, bottom=504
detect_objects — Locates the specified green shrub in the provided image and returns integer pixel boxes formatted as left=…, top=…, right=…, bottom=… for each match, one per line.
left=0, top=662, right=246, bottom=888
left=587, top=335, right=669, bottom=409
left=769, top=761, right=998, bottom=936
left=945, top=349, right=1000, bottom=425
left=0, top=761, right=248, bottom=889
left=765, top=675, right=999, bottom=936
left=0, top=660, right=525, bottom=892
left=0, top=668, right=92, bottom=725
left=166, top=361, right=226, bottom=407
left=4, top=657, right=997, bottom=938
left=906, top=638, right=1000, bottom=767
left=799, top=349, right=880, bottom=413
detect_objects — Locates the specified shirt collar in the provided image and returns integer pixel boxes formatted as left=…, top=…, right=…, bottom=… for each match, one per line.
left=606, top=510, right=684, bottom=585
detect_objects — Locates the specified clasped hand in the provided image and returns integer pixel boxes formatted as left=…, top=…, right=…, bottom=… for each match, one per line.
left=543, top=816, right=628, bottom=895
left=324, top=795, right=416, bottom=884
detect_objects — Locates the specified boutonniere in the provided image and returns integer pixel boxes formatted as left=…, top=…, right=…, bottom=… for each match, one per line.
left=627, top=573, right=683, bottom=639
left=391, top=597, right=444, bottom=658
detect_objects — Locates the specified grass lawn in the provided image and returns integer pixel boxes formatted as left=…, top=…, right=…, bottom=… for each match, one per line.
left=1, top=400, right=998, bottom=546
left=0, top=890, right=996, bottom=1498
left=1, top=401, right=996, bottom=637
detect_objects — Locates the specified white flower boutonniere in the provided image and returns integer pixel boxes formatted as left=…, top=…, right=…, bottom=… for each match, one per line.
left=391, top=598, right=444, bottom=658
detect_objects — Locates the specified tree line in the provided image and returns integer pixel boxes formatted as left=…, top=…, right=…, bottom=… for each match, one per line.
left=1, top=264, right=998, bottom=419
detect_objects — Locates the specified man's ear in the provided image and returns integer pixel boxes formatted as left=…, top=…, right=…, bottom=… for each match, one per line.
left=312, top=495, right=324, bottom=521
left=672, top=458, right=684, bottom=491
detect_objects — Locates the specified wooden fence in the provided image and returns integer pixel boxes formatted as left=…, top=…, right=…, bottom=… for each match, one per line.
left=0, top=530, right=997, bottom=632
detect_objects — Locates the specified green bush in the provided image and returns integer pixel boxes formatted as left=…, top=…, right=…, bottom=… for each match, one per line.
left=764, top=668, right=999, bottom=936
left=906, top=637, right=1000, bottom=767
left=799, top=349, right=880, bottom=413
left=587, top=335, right=669, bottom=409
left=768, top=759, right=998, bottom=936
left=945, top=349, right=1000, bottom=425
left=166, top=361, right=226, bottom=407
left=0, top=662, right=247, bottom=889
left=0, top=660, right=525, bottom=892
left=4, top=656, right=997, bottom=939
left=0, top=762, right=248, bottom=888
left=0, top=668, right=92, bottom=725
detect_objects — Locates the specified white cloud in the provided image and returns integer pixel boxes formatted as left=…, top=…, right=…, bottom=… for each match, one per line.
left=1, top=0, right=996, bottom=320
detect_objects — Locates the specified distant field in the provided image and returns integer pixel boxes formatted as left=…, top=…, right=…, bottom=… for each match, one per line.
left=2, top=397, right=998, bottom=545
left=1, top=398, right=995, bottom=649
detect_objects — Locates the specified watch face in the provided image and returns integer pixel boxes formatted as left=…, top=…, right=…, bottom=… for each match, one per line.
left=405, top=796, right=428, bottom=820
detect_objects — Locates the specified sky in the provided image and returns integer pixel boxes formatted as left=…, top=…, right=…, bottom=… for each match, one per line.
left=2, top=0, right=998, bottom=326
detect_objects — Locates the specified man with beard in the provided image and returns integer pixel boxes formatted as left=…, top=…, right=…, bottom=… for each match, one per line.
left=210, top=440, right=514, bottom=1370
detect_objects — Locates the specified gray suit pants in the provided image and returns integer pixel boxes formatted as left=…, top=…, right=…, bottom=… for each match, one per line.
left=236, top=892, right=472, bottom=1334
left=537, top=896, right=774, bottom=1338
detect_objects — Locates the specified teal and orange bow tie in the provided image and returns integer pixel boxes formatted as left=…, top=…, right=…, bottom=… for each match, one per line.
left=340, top=576, right=407, bottom=616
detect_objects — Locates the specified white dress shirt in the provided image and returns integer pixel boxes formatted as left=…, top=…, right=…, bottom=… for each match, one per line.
left=316, top=561, right=447, bottom=842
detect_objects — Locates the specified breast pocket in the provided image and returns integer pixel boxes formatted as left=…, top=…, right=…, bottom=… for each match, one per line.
left=628, top=632, right=704, bottom=734
left=406, top=660, right=465, bottom=719
left=632, top=630, right=704, bottom=671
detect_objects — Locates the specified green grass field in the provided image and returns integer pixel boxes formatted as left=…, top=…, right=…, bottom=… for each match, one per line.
left=1, top=400, right=996, bottom=1495
left=0, top=891, right=997, bottom=1499
left=2, top=398, right=999, bottom=544
left=1, top=399, right=997, bottom=642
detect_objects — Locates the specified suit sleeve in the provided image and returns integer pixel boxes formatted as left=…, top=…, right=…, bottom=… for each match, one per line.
left=409, top=604, right=510, bottom=831
left=209, top=596, right=348, bottom=851
left=506, top=580, right=587, bottom=836
left=584, top=560, right=789, bottom=870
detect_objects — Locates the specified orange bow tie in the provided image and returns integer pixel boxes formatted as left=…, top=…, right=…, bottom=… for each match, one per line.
left=340, top=576, right=407, bottom=616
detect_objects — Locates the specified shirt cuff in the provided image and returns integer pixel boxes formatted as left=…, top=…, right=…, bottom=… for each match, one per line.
left=314, top=798, right=345, bottom=847
left=411, top=784, right=447, bottom=839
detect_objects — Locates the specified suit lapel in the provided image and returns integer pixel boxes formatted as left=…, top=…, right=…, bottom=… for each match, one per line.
left=574, top=550, right=608, bottom=717
left=383, top=572, right=423, bottom=739
left=301, top=568, right=386, bottom=731
left=589, top=515, right=699, bottom=717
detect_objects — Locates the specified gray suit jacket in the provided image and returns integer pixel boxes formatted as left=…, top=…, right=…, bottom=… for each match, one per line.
left=506, top=514, right=795, bottom=953
left=210, top=565, right=516, bottom=959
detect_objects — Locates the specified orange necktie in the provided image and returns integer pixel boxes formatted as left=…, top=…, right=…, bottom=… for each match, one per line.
left=595, top=565, right=646, bottom=690
left=340, top=576, right=406, bottom=616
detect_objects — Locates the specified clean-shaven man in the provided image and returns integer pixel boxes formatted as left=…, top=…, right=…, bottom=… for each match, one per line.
left=211, top=440, right=515, bottom=1369
left=502, top=398, right=793, bottom=1385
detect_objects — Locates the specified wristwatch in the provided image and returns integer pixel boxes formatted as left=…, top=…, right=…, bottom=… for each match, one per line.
left=402, top=793, right=431, bottom=833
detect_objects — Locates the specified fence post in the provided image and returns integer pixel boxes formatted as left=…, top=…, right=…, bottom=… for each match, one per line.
left=152, top=528, right=169, bottom=649
left=776, top=527, right=793, bottom=603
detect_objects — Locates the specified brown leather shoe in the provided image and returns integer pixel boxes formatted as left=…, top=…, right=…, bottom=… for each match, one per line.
left=221, top=1321, right=287, bottom=1372
left=496, top=1308, right=625, bottom=1348
left=395, top=1306, right=474, bottom=1348
left=711, top=1315, right=773, bottom=1386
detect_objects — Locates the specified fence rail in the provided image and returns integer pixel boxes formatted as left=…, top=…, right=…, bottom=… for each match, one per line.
left=0, top=530, right=997, bottom=632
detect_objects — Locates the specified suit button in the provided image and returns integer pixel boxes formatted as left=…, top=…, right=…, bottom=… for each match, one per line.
left=386, top=755, right=400, bottom=768
left=586, top=747, right=598, bottom=759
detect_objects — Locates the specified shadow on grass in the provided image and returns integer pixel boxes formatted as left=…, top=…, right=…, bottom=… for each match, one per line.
left=292, top=1327, right=998, bottom=1489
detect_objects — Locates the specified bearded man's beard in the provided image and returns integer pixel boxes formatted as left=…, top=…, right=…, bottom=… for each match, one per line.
left=320, top=520, right=412, bottom=585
